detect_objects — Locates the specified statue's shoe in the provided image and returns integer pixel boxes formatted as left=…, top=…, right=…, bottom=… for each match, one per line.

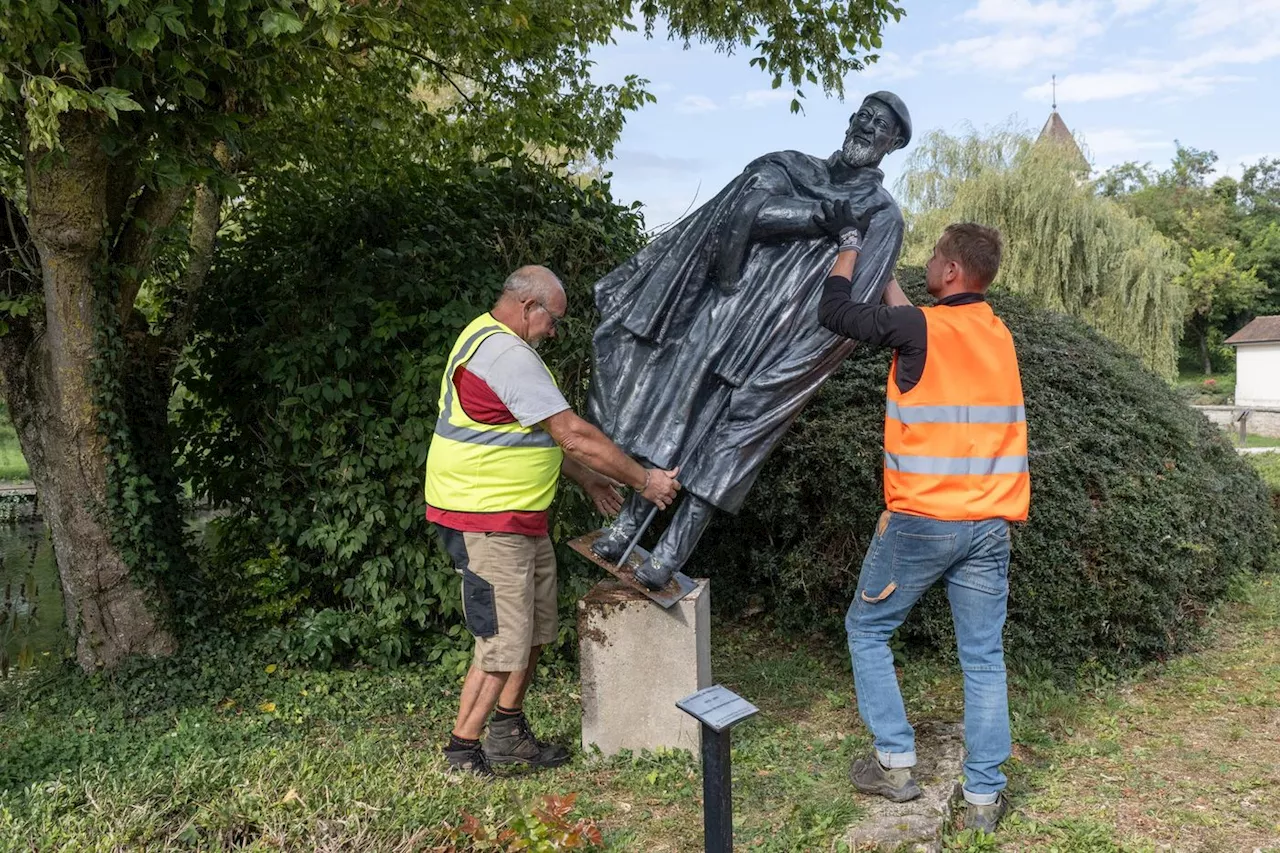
left=591, top=526, right=632, bottom=563
left=633, top=556, right=674, bottom=591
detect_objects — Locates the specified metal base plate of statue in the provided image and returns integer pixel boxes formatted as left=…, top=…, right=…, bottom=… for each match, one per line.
left=567, top=529, right=698, bottom=608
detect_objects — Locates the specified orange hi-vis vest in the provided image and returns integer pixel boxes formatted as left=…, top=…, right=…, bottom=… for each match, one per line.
left=884, top=301, right=1030, bottom=522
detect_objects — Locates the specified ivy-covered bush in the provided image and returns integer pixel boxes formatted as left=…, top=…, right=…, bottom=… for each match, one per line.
left=178, top=157, right=642, bottom=666
left=697, top=269, right=1276, bottom=672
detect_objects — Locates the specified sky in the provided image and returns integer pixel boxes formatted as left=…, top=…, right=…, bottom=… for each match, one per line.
left=586, top=0, right=1280, bottom=231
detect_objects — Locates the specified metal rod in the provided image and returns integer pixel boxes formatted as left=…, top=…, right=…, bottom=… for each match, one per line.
left=616, top=504, right=659, bottom=568
left=702, top=724, right=733, bottom=853
left=614, top=384, right=732, bottom=569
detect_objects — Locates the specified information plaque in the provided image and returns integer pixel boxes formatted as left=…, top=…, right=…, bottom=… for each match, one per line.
left=676, top=685, right=759, bottom=733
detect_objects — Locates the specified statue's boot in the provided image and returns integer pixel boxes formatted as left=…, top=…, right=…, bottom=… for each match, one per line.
left=591, top=492, right=651, bottom=563
left=634, top=494, right=716, bottom=590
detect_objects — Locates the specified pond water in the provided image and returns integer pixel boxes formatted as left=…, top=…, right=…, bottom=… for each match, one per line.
left=0, top=520, right=66, bottom=676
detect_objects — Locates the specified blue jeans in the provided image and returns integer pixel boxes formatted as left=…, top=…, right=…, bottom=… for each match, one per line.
left=846, top=511, right=1012, bottom=804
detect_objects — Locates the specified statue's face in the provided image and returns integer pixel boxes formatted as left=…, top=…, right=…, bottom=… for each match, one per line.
left=841, top=99, right=902, bottom=167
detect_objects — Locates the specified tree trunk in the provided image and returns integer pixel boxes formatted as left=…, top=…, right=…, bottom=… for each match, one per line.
left=14, top=113, right=175, bottom=670
left=1199, top=326, right=1213, bottom=377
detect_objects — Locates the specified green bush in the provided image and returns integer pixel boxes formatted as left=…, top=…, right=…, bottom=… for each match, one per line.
left=697, top=269, right=1277, bottom=673
left=177, top=157, right=642, bottom=666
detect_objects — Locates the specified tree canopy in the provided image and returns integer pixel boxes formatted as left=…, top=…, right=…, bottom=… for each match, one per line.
left=0, top=0, right=906, bottom=670
left=1101, top=147, right=1280, bottom=374
left=897, top=124, right=1185, bottom=377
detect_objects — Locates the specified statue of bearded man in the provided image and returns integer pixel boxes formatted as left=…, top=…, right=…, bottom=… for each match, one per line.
left=588, top=91, right=912, bottom=589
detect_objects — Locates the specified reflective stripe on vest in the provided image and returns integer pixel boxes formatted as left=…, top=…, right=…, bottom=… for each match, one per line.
left=424, top=313, right=564, bottom=514
left=885, top=451, right=1029, bottom=476
left=434, top=322, right=556, bottom=449
left=885, top=401, right=1026, bottom=425
left=884, top=302, right=1030, bottom=522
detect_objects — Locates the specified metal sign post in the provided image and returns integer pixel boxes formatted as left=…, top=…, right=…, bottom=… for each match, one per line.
left=676, top=685, right=760, bottom=853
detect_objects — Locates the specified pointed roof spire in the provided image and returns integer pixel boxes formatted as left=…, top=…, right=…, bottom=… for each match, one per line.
left=1036, top=82, right=1090, bottom=174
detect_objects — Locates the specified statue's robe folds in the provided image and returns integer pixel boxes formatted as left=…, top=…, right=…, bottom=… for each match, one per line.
left=588, top=151, right=904, bottom=514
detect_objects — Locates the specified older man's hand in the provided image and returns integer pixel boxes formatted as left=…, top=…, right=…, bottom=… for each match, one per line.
left=641, top=466, right=682, bottom=510
left=583, top=473, right=625, bottom=517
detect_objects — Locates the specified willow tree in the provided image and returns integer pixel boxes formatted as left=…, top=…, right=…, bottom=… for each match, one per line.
left=897, top=126, right=1185, bottom=377
left=0, top=0, right=905, bottom=671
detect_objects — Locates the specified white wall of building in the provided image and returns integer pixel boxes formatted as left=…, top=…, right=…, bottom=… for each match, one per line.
left=1235, top=342, right=1280, bottom=407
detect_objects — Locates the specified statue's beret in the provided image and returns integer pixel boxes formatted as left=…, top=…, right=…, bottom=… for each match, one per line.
left=865, top=91, right=912, bottom=149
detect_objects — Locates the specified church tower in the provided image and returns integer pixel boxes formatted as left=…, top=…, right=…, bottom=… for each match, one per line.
left=1035, top=76, right=1090, bottom=175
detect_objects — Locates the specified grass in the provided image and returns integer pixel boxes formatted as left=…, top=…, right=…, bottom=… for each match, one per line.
left=0, top=415, right=29, bottom=483
left=2, top=574, right=1279, bottom=851
left=1249, top=451, right=1280, bottom=492
left=1232, top=432, right=1280, bottom=448
left=1175, top=370, right=1235, bottom=406
left=991, top=574, right=1280, bottom=852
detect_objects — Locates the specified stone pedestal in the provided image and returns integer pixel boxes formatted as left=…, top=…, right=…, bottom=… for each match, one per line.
left=578, top=578, right=711, bottom=757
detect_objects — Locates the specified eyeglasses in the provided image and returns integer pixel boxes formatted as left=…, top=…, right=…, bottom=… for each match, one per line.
left=536, top=301, right=564, bottom=332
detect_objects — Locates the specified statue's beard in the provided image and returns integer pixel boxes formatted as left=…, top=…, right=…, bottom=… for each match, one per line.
left=841, top=138, right=878, bottom=168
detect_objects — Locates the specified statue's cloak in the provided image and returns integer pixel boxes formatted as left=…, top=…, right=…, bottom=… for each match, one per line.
left=588, top=150, right=904, bottom=513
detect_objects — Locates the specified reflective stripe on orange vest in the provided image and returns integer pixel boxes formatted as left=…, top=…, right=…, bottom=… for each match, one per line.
left=884, top=302, right=1030, bottom=522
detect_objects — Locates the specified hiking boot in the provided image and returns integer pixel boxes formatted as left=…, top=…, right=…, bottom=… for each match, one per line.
left=633, top=555, right=673, bottom=590
left=483, top=714, right=571, bottom=769
left=963, top=793, right=1009, bottom=834
left=848, top=754, right=922, bottom=803
left=443, top=742, right=494, bottom=777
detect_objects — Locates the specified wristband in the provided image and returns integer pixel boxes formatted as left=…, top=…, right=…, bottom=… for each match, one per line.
left=642, top=469, right=652, bottom=492
left=838, top=228, right=864, bottom=253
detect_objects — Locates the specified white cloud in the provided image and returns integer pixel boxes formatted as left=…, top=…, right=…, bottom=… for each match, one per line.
left=1217, top=151, right=1280, bottom=179
left=1024, top=68, right=1250, bottom=102
left=1112, top=0, right=1160, bottom=15
left=860, top=50, right=921, bottom=81
left=1176, top=0, right=1280, bottom=39
left=674, top=95, right=718, bottom=114
left=963, top=0, right=1095, bottom=28
left=906, top=0, right=1105, bottom=74
left=1077, top=128, right=1172, bottom=161
left=940, top=32, right=1088, bottom=72
left=613, top=150, right=704, bottom=174
left=730, top=89, right=797, bottom=109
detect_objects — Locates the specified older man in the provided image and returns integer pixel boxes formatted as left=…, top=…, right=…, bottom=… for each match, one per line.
left=426, top=265, right=680, bottom=775
left=590, top=92, right=911, bottom=589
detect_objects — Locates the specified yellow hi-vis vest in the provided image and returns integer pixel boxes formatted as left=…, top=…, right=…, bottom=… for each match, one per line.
left=424, top=313, right=564, bottom=514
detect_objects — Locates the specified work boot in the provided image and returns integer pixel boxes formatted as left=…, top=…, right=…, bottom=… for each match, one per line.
left=591, top=493, right=649, bottom=563
left=591, top=524, right=632, bottom=564
left=443, top=742, right=495, bottom=777
left=963, top=794, right=1009, bottom=834
left=848, top=754, right=922, bottom=802
left=633, top=555, right=674, bottom=590
left=483, top=713, right=571, bottom=769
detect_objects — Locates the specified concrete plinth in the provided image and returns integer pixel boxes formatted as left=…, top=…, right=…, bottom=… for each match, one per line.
left=578, top=578, right=711, bottom=757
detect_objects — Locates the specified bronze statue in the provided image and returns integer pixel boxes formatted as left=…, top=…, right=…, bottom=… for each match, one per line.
left=588, top=91, right=912, bottom=589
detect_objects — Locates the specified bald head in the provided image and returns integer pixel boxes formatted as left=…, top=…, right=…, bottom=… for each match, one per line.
left=491, top=265, right=567, bottom=347
left=497, top=265, right=564, bottom=308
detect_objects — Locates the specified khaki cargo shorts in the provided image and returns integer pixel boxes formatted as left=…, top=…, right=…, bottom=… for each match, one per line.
left=435, top=527, right=558, bottom=672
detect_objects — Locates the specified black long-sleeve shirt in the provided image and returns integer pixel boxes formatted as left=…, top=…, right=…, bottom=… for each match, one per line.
left=817, top=274, right=986, bottom=394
